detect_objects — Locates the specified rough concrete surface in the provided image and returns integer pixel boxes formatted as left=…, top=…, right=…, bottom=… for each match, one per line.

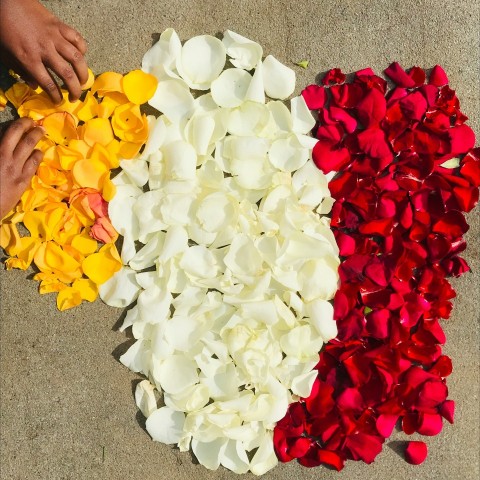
left=0, top=1, right=479, bottom=479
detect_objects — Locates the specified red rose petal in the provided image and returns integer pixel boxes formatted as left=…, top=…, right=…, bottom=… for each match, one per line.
left=405, top=441, right=428, bottom=465
left=417, top=413, right=443, bottom=436
left=439, top=400, right=455, bottom=424
left=322, top=68, right=346, bottom=85
left=376, top=414, right=399, bottom=438
left=448, top=124, right=476, bottom=155
left=408, top=66, right=426, bottom=87
left=301, top=84, right=326, bottom=109
left=345, top=433, right=384, bottom=463
left=385, top=62, right=416, bottom=88
left=429, top=65, right=449, bottom=87
left=356, top=88, right=387, bottom=127
left=316, top=449, right=345, bottom=471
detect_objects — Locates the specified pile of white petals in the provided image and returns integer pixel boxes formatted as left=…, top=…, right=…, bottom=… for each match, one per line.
left=100, top=29, right=340, bottom=475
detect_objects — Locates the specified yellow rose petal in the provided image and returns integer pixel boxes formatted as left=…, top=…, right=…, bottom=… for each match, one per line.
left=0, top=88, right=7, bottom=111
left=122, top=70, right=158, bottom=105
left=41, top=112, right=78, bottom=146
left=82, top=68, right=96, bottom=90
left=77, top=91, right=98, bottom=122
left=91, top=72, right=124, bottom=97
left=72, top=158, right=109, bottom=190
left=71, top=234, right=99, bottom=256
left=56, top=287, right=83, bottom=311
left=90, top=143, right=119, bottom=169
left=5, top=83, right=32, bottom=109
left=83, top=117, right=114, bottom=147
left=72, top=278, right=98, bottom=302
left=82, top=243, right=121, bottom=284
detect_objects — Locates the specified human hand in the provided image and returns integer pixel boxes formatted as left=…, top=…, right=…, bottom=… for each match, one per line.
left=0, top=118, right=44, bottom=219
left=0, top=0, right=88, bottom=104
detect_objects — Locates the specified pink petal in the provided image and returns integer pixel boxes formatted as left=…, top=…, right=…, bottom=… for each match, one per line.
left=417, top=413, right=443, bottom=436
left=429, top=65, right=449, bottom=87
left=376, top=414, right=399, bottom=438
left=405, top=441, right=428, bottom=465
left=337, top=387, right=364, bottom=411
left=439, top=400, right=455, bottom=424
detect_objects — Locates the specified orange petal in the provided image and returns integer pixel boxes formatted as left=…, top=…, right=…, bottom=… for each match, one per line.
left=118, top=141, right=143, bottom=159
left=5, top=83, right=33, bottom=109
left=90, top=143, right=119, bottom=169
left=97, top=91, right=129, bottom=118
left=76, top=91, right=98, bottom=122
left=90, top=217, right=118, bottom=244
left=41, top=112, right=79, bottom=146
left=83, top=117, right=114, bottom=147
left=0, top=88, right=7, bottom=111
left=122, top=70, right=158, bottom=105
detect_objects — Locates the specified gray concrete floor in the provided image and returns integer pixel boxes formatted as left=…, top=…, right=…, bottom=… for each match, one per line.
left=0, top=1, right=479, bottom=479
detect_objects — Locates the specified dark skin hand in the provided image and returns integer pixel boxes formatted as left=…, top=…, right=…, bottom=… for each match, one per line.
left=0, top=0, right=88, bottom=103
left=0, top=118, right=44, bottom=218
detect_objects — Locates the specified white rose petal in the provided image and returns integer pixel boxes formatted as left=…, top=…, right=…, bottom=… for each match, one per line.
left=142, top=28, right=181, bottom=77
left=222, top=30, right=263, bottom=70
left=192, top=437, right=228, bottom=471
left=177, top=35, right=226, bottom=90
left=99, top=267, right=141, bottom=308
left=211, top=68, right=252, bottom=108
left=262, top=55, right=295, bottom=100
left=146, top=407, right=185, bottom=444
left=149, top=79, right=195, bottom=123
left=135, top=380, right=158, bottom=418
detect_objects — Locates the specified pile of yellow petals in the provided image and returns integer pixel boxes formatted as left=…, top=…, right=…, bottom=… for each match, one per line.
left=0, top=69, right=157, bottom=310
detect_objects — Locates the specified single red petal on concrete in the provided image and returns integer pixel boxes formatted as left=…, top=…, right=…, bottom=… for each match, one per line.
left=356, top=88, right=387, bottom=126
left=417, top=413, right=443, bottom=436
left=322, top=68, right=346, bottom=85
left=302, top=84, right=326, bottom=109
left=405, top=441, right=428, bottom=465
left=439, top=400, right=455, bottom=424
left=385, top=62, right=416, bottom=88
left=408, top=66, right=426, bottom=86
left=316, top=449, right=345, bottom=471
left=429, top=65, right=449, bottom=86
left=376, top=414, right=399, bottom=438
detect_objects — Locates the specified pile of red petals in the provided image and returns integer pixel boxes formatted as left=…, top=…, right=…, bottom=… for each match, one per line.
left=274, top=63, right=479, bottom=471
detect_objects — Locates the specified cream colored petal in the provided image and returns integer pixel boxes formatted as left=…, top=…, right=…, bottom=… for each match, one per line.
left=142, top=116, right=167, bottom=157
left=290, top=95, right=316, bottom=134
left=211, top=68, right=252, bottom=108
left=146, top=407, right=185, bottom=444
left=119, top=158, right=149, bottom=187
left=157, top=355, right=199, bottom=394
left=129, top=232, right=164, bottom=270
left=227, top=102, right=271, bottom=137
left=149, top=79, right=195, bottom=123
left=162, top=140, right=197, bottom=180
left=305, top=298, right=338, bottom=341
left=192, top=438, right=228, bottom=471
left=220, top=439, right=250, bottom=474
left=262, top=55, right=295, bottom=100
left=298, top=257, right=340, bottom=302
left=222, top=30, right=263, bottom=70
left=268, top=135, right=309, bottom=172
left=291, top=369, right=318, bottom=398
left=99, top=266, right=141, bottom=308
left=176, top=35, right=226, bottom=90
left=179, top=245, right=219, bottom=279
left=249, top=431, right=278, bottom=475
left=245, top=61, right=265, bottom=103
left=142, top=28, right=181, bottom=75
left=135, top=380, right=158, bottom=418
left=224, top=234, right=263, bottom=277
left=268, top=100, right=293, bottom=132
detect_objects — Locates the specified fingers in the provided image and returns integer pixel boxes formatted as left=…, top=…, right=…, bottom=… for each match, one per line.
left=56, top=42, right=89, bottom=93
left=22, top=149, right=43, bottom=179
left=32, top=64, right=63, bottom=104
left=60, top=24, right=88, bottom=56
left=13, top=125, right=45, bottom=163
left=1, top=118, right=36, bottom=152
left=45, top=53, right=82, bottom=102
